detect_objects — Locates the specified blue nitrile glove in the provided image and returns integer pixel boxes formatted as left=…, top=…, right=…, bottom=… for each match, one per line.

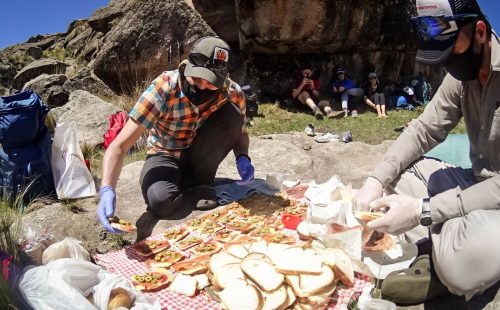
left=236, top=154, right=255, bottom=185
left=97, top=186, right=121, bottom=233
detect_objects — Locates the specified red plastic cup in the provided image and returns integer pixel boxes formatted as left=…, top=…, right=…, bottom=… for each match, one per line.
left=281, top=213, right=304, bottom=230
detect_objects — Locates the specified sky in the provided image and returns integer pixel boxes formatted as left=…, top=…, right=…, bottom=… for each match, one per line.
left=0, top=0, right=499, bottom=49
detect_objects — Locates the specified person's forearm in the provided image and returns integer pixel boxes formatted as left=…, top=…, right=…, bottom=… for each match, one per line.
left=365, top=98, right=376, bottom=108
left=233, top=131, right=250, bottom=157
left=292, top=86, right=303, bottom=99
left=100, top=145, right=127, bottom=189
left=430, top=175, right=500, bottom=223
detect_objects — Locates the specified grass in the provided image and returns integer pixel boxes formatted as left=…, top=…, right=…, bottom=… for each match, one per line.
left=248, top=104, right=466, bottom=144
left=42, top=47, right=72, bottom=62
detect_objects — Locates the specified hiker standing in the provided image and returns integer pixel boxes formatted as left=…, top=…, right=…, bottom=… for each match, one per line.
left=354, top=0, right=500, bottom=304
left=97, top=36, right=254, bottom=240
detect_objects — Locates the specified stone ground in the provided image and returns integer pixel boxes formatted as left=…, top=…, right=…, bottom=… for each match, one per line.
left=22, top=133, right=500, bottom=309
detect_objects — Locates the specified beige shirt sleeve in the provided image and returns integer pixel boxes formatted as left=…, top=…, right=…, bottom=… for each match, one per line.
left=370, top=74, right=500, bottom=223
left=370, top=74, right=464, bottom=186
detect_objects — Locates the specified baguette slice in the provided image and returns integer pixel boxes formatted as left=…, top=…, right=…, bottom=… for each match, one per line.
left=299, top=265, right=335, bottom=295
left=169, top=273, right=198, bottom=297
left=213, top=263, right=246, bottom=291
left=260, top=285, right=288, bottom=310
left=219, top=282, right=263, bottom=310
left=194, top=274, right=210, bottom=290
left=275, top=247, right=323, bottom=275
left=209, top=251, right=242, bottom=274
left=241, top=258, right=284, bottom=292
left=284, top=285, right=296, bottom=309
left=285, top=275, right=308, bottom=298
left=244, top=252, right=272, bottom=263
left=297, top=280, right=337, bottom=306
left=321, top=248, right=354, bottom=288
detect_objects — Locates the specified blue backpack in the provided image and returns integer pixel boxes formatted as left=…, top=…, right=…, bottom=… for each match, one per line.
left=0, top=90, right=54, bottom=202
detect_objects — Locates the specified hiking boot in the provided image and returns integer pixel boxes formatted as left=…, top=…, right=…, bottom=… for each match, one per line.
left=135, top=211, right=160, bottom=241
left=312, top=107, right=324, bottom=120
left=326, top=110, right=344, bottom=119
left=304, top=123, right=315, bottom=136
left=191, top=185, right=218, bottom=210
left=314, top=132, right=339, bottom=143
left=351, top=110, right=359, bottom=117
left=381, top=254, right=449, bottom=305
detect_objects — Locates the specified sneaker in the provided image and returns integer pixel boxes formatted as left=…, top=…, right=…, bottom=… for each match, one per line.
left=351, top=110, right=359, bottom=117
left=314, top=132, right=339, bottom=143
left=191, top=185, right=218, bottom=210
left=381, top=254, right=449, bottom=304
left=304, top=123, right=315, bottom=136
left=313, top=107, right=324, bottom=120
left=326, top=110, right=344, bottom=119
left=343, top=109, right=349, bottom=118
left=341, top=131, right=352, bottom=143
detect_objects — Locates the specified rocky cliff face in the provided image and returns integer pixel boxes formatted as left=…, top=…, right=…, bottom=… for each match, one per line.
left=0, top=0, right=442, bottom=102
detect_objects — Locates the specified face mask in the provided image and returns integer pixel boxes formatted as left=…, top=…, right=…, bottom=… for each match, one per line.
left=183, top=79, right=219, bottom=106
left=444, top=27, right=484, bottom=81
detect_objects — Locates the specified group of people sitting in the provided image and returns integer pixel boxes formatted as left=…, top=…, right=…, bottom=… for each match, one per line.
left=292, top=67, right=388, bottom=120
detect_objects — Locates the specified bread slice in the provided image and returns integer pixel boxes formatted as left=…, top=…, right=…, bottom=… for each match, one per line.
left=219, top=282, right=263, bottom=310
left=285, top=275, right=308, bottom=298
left=248, top=240, right=269, bottom=255
left=169, top=273, right=198, bottom=297
left=209, top=251, right=242, bottom=274
left=284, top=285, right=296, bottom=309
left=213, top=263, right=246, bottom=291
left=267, top=243, right=293, bottom=265
left=241, top=258, right=284, bottom=292
left=260, top=285, right=288, bottom=310
left=194, top=274, right=210, bottom=290
left=299, top=264, right=335, bottom=295
left=297, top=280, right=337, bottom=306
left=321, top=248, right=354, bottom=288
left=275, top=247, right=323, bottom=275
left=244, top=252, right=272, bottom=263
left=226, top=244, right=249, bottom=259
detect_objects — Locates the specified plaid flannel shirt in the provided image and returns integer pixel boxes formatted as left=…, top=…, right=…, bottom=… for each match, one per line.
left=129, top=63, right=246, bottom=158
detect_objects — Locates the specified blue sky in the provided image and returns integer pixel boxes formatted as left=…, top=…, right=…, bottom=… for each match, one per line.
left=0, top=0, right=498, bottom=50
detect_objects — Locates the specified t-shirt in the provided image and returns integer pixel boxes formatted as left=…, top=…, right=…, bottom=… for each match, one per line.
left=364, top=83, right=384, bottom=99
left=129, top=62, right=245, bottom=158
left=292, top=76, right=320, bottom=92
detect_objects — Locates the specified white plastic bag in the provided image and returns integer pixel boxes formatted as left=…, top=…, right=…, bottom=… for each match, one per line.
left=19, top=258, right=101, bottom=310
left=42, top=237, right=91, bottom=265
left=19, top=258, right=160, bottom=310
left=52, top=122, right=96, bottom=199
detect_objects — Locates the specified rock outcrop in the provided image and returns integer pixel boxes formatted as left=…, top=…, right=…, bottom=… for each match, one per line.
left=12, top=59, right=67, bottom=91
left=51, top=90, right=121, bottom=147
left=22, top=74, right=69, bottom=107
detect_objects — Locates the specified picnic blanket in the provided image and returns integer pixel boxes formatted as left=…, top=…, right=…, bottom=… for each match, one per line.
left=94, top=185, right=373, bottom=309
left=214, top=178, right=277, bottom=205
left=425, top=133, right=471, bottom=168
left=94, top=229, right=371, bottom=310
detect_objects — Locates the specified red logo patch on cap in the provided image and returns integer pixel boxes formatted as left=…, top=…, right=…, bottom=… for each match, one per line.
left=213, top=47, right=229, bottom=63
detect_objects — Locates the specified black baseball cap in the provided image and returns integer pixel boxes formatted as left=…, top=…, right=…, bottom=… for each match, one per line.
left=184, top=36, right=230, bottom=88
left=414, top=0, right=485, bottom=65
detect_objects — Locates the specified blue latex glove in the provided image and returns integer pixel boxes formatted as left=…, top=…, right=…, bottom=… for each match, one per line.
left=97, top=186, right=121, bottom=233
left=236, top=155, right=255, bottom=185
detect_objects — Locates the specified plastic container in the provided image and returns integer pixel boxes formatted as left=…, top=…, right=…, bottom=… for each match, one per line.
left=281, top=213, right=304, bottom=230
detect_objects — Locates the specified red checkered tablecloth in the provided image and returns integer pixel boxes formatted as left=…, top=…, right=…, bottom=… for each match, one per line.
left=94, top=234, right=372, bottom=310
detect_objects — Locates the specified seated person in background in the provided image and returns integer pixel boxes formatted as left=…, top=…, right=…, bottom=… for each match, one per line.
left=331, top=67, right=364, bottom=117
left=292, top=68, right=324, bottom=120
left=364, top=72, right=388, bottom=118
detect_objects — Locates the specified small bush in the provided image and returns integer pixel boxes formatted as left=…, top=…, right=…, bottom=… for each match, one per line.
left=42, top=47, right=71, bottom=62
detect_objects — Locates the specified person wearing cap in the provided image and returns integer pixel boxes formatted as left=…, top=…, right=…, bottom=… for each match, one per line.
left=330, top=67, right=364, bottom=117
left=363, top=72, right=388, bottom=118
left=354, top=0, right=500, bottom=304
left=97, top=36, right=254, bottom=240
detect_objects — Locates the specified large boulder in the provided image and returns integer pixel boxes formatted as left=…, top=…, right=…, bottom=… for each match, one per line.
left=0, top=62, right=16, bottom=89
left=63, top=68, right=116, bottom=99
left=22, top=74, right=69, bottom=107
left=191, top=0, right=239, bottom=44
left=91, top=0, right=214, bottom=93
left=11, top=59, right=68, bottom=91
left=51, top=90, right=121, bottom=147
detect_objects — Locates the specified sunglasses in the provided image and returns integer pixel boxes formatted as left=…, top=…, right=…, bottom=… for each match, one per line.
left=411, top=13, right=478, bottom=39
left=188, top=52, right=228, bottom=76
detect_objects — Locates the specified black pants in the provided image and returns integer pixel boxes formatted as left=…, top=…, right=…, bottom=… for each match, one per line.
left=139, top=102, right=244, bottom=218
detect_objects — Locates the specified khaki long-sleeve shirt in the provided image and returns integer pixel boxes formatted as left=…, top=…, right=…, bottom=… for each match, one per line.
left=371, top=33, right=500, bottom=224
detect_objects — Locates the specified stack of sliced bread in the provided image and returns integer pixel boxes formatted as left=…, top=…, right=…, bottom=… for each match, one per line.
left=207, top=241, right=355, bottom=310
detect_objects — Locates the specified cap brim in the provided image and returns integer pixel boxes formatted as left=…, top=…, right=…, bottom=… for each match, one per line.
left=184, top=61, right=225, bottom=88
left=415, top=32, right=458, bottom=65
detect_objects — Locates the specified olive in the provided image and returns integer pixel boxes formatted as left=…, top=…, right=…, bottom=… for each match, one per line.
left=145, top=276, right=152, bottom=282
left=154, top=273, right=162, bottom=280
left=160, top=258, right=167, bottom=262
left=138, top=276, right=145, bottom=282
left=154, top=256, right=161, bottom=261
left=151, top=279, right=158, bottom=284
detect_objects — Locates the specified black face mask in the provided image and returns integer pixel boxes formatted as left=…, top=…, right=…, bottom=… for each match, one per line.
left=183, top=79, right=219, bottom=106
left=444, top=28, right=484, bottom=81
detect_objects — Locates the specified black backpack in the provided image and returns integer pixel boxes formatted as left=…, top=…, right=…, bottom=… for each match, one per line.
left=241, top=85, right=259, bottom=119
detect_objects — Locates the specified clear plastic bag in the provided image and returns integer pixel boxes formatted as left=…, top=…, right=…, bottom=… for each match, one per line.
left=42, top=237, right=90, bottom=265
left=52, top=122, right=96, bottom=199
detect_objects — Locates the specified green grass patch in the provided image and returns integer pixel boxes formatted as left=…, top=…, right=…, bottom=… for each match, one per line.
left=248, top=104, right=466, bottom=144
left=42, top=47, right=72, bottom=62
